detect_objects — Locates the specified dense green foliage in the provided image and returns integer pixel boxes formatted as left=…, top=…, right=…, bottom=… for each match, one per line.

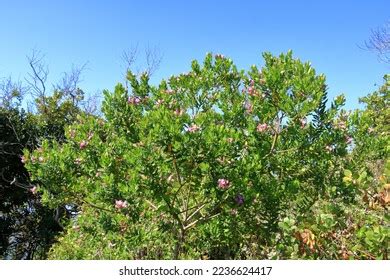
left=0, top=84, right=85, bottom=259
left=22, top=52, right=389, bottom=259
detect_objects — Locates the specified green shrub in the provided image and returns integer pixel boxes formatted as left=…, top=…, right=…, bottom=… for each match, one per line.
left=25, top=52, right=387, bottom=259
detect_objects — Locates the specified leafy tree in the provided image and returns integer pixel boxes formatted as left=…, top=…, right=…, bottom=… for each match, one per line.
left=25, top=51, right=358, bottom=259
left=1, top=47, right=162, bottom=259
left=0, top=61, right=87, bottom=259
left=0, top=93, right=61, bottom=259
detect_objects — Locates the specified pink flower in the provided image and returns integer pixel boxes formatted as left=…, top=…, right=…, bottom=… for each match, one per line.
left=247, top=86, right=256, bottom=96
left=31, top=156, right=37, bottom=163
left=38, top=156, right=44, bottom=163
left=250, top=80, right=255, bottom=86
left=335, top=121, right=346, bottom=130
left=300, top=118, right=307, bottom=128
left=115, top=200, right=128, bottom=209
left=346, top=136, right=353, bottom=145
left=127, top=96, right=142, bottom=105
left=256, top=123, right=268, bottom=132
left=165, top=89, right=174, bottom=94
left=244, top=101, right=253, bottom=113
left=174, top=108, right=184, bottom=116
left=30, top=186, right=38, bottom=195
left=187, top=124, right=200, bottom=133
left=21, top=155, right=27, bottom=164
left=79, top=140, right=87, bottom=149
left=218, top=178, right=230, bottom=189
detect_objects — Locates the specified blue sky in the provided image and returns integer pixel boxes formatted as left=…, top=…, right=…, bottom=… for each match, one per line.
left=0, top=0, right=388, bottom=109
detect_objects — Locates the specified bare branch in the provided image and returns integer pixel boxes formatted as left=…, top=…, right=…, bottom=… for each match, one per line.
left=121, top=45, right=138, bottom=73
left=120, top=44, right=163, bottom=79
left=145, top=44, right=163, bottom=76
left=121, top=45, right=139, bottom=91
left=0, top=170, right=31, bottom=190
left=80, top=91, right=102, bottom=116
left=0, top=76, right=25, bottom=109
left=55, top=63, right=88, bottom=106
left=364, top=21, right=390, bottom=63
left=25, top=49, right=49, bottom=98
left=56, top=63, right=87, bottom=94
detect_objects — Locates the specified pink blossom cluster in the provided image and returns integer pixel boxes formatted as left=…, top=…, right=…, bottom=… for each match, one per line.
left=25, top=155, right=43, bottom=163
left=79, top=140, right=88, bottom=149
left=174, top=108, right=184, bottom=116
left=30, top=186, right=38, bottom=195
left=127, top=96, right=142, bottom=105
left=247, top=86, right=256, bottom=96
left=335, top=121, right=347, bottom=130
left=346, top=136, right=353, bottom=145
left=246, top=80, right=257, bottom=96
left=115, top=200, right=128, bottom=209
left=78, top=132, right=94, bottom=149
left=218, top=178, right=230, bottom=189
left=300, top=118, right=307, bottom=128
left=256, top=123, right=268, bottom=132
left=20, top=155, right=27, bottom=164
left=187, top=124, right=200, bottom=133
left=244, top=101, right=253, bottom=113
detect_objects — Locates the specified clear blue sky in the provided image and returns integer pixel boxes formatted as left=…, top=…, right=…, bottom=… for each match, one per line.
left=0, top=0, right=389, bottom=109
